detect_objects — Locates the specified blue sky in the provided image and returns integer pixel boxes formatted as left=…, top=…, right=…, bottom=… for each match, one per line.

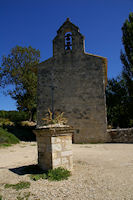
left=0, top=0, right=133, bottom=110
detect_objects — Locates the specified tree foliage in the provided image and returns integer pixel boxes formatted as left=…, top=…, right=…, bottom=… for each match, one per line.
left=120, top=12, right=133, bottom=121
left=0, top=46, right=40, bottom=120
left=106, top=13, right=133, bottom=128
left=0, top=110, right=29, bottom=123
left=106, top=77, right=130, bottom=128
left=121, top=13, right=133, bottom=95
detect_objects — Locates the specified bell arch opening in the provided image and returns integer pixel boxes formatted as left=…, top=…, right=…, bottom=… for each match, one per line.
left=65, top=32, right=72, bottom=50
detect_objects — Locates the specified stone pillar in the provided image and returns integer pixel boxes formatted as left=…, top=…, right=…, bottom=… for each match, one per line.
left=33, top=126, right=73, bottom=171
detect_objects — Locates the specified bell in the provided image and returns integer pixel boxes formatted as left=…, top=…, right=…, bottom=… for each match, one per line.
left=66, top=46, right=70, bottom=50
left=66, top=33, right=72, bottom=40
left=66, top=33, right=71, bottom=37
left=65, top=33, right=72, bottom=50
left=66, top=36, right=70, bottom=41
left=67, top=41, right=70, bottom=46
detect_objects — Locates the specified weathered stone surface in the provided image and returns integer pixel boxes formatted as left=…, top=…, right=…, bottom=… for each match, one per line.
left=52, top=143, right=62, bottom=152
left=34, top=126, right=73, bottom=170
left=62, top=157, right=69, bottom=164
left=36, top=18, right=108, bottom=143
left=52, top=158, right=61, bottom=166
left=61, top=151, right=72, bottom=157
left=51, top=137, right=61, bottom=143
left=108, top=128, right=133, bottom=143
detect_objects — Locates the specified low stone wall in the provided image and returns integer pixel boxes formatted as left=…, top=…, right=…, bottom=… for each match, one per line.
left=107, top=128, right=133, bottom=143
left=34, top=126, right=73, bottom=170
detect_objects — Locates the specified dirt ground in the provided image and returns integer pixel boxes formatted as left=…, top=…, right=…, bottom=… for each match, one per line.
left=0, top=142, right=133, bottom=200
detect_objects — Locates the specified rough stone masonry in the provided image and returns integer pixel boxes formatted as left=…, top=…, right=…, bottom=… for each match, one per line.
left=34, top=126, right=73, bottom=170
left=37, top=18, right=108, bottom=143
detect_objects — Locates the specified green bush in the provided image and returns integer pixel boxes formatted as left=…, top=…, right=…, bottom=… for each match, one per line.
left=47, top=167, right=71, bottom=181
left=4, top=181, right=30, bottom=191
left=0, top=111, right=29, bottom=124
left=0, top=127, right=19, bottom=145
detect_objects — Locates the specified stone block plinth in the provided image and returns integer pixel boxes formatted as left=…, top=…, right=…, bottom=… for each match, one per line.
left=33, top=126, right=73, bottom=171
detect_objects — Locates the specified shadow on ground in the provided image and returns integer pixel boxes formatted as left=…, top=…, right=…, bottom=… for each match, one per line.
left=9, top=164, right=45, bottom=175
left=4, top=125, right=36, bottom=142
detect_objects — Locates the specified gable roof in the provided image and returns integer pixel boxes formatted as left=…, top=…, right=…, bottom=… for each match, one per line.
left=57, top=18, right=80, bottom=34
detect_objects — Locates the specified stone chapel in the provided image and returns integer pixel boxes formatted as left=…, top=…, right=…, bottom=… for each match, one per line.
left=36, top=18, right=108, bottom=143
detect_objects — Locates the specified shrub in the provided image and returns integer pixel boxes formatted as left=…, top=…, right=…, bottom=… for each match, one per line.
left=0, top=118, right=14, bottom=127
left=0, top=127, right=19, bottom=145
left=47, top=167, right=71, bottom=181
left=4, top=181, right=30, bottom=191
left=0, top=111, right=29, bottom=124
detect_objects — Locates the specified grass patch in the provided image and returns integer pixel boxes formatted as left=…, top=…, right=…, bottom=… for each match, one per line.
left=0, top=143, right=12, bottom=148
left=0, top=195, right=2, bottom=200
left=30, top=167, right=71, bottom=181
left=17, top=192, right=31, bottom=200
left=47, top=167, right=71, bottom=181
left=0, top=127, right=19, bottom=147
left=23, top=192, right=31, bottom=199
left=17, top=196, right=24, bottom=200
left=30, top=173, right=47, bottom=181
left=4, top=181, right=30, bottom=191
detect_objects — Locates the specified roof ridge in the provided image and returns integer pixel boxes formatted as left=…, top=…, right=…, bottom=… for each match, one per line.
left=57, top=18, right=79, bottom=33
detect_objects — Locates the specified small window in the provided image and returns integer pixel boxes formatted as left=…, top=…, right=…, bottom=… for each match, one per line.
left=65, top=32, right=72, bottom=50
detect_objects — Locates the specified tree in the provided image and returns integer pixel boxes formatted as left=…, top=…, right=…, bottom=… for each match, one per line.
left=106, top=77, right=130, bottom=128
left=0, top=46, right=40, bottom=121
left=106, top=13, right=133, bottom=128
left=120, top=12, right=133, bottom=121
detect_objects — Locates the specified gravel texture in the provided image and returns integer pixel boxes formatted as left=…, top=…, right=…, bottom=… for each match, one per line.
left=0, top=142, right=133, bottom=200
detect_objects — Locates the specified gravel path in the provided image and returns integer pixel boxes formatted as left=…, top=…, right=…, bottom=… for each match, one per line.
left=0, top=142, right=133, bottom=200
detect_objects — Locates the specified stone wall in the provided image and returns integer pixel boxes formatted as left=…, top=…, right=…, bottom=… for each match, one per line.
left=108, top=128, right=133, bottom=143
left=34, top=126, right=73, bottom=170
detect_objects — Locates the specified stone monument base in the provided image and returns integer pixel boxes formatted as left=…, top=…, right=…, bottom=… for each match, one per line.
left=33, top=125, right=73, bottom=171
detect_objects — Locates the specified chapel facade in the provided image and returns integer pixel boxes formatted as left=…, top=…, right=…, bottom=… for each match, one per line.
left=37, top=18, right=108, bottom=143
